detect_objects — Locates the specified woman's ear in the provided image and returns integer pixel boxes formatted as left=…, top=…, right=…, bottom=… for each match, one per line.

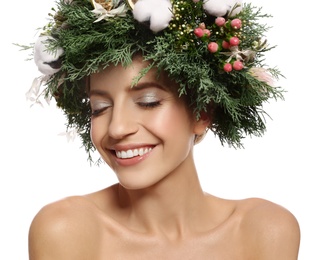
left=193, top=111, right=210, bottom=136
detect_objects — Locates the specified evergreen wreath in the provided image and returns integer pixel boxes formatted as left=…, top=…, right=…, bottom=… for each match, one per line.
left=21, top=0, right=284, bottom=163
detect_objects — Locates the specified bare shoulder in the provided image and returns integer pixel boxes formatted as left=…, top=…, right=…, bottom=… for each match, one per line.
left=237, top=198, right=300, bottom=259
left=28, top=195, right=105, bottom=260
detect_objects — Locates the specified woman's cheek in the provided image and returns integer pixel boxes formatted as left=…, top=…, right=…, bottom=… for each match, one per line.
left=145, top=104, right=189, bottom=133
left=90, top=117, right=107, bottom=146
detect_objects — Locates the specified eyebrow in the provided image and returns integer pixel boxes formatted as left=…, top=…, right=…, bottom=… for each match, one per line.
left=89, top=88, right=110, bottom=97
left=132, top=82, right=168, bottom=91
left=89, top=81, right=168, bottom=97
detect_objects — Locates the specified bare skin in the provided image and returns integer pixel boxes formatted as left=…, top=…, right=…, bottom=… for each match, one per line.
left=28, top=56, right=300, bottom=259
left=29, top=185, right=300, bottom=259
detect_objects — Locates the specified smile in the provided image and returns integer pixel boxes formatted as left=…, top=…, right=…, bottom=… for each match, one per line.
left=115, top=147, right=153, bottom=159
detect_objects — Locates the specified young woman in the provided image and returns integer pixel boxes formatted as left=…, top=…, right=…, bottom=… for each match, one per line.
left=25, top=0, right=300, bottom=259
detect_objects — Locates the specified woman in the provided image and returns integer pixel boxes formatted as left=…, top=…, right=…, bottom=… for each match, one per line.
left=25, top=0, right=300, bottom=259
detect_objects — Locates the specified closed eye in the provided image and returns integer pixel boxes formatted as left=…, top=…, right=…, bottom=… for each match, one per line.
left=137, top=101, right=161, bottom=109
left=91, top=107, right=108, bottom=117
left=90, top=100, right=112, bottom=117
left=135, top=91, right=163, bottom=109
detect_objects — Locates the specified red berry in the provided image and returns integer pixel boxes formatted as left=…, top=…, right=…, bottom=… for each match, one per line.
left=233, top=60, right=244, bottom=70
left=203, top=29, right=211, bottom=37
left=194, top=27, right=204, bottom=38
left=223, top=63, right=232, bottom=72
left=208, top=42, right=219, bottom=53
left=229, top=36, right=240, bottom=46
left=231, top=19, right=242, bottom=29
left=215, top=17, right=226, bottom=27
left=222, top=40, right=230, bottom=49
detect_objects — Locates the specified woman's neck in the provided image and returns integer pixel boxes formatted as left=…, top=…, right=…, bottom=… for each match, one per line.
left=116, top=155, right=211, bottom=239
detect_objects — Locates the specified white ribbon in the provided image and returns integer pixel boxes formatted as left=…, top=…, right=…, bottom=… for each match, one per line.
left=221, top=46, right=256, bottom=63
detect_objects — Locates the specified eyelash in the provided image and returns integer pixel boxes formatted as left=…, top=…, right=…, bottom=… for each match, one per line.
left=90, top=100, right=162, bottom=117
left=91, top=108, right=107, bottom=117
left=137, top=101, right=161, bottom=108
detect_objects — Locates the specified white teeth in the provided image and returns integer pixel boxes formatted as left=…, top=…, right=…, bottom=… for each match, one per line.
left=127, top=150, right=133, bottom=158
left=122, top=151, right=128, bottom=158
left=115, top=147, right=152, bottom=159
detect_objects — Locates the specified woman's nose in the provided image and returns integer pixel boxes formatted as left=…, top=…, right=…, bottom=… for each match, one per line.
left=107, top=104, right=138, bottom=140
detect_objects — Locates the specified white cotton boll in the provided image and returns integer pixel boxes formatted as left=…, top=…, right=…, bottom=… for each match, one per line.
left=133, top=0, right=173, bottom=33
left=34, top=35, right=64, bottom=75
left=203, top=0, right=242, bottom=17
left=133, top=0, right=153, bottom=22
left=149, top=6, right=173, bottom=32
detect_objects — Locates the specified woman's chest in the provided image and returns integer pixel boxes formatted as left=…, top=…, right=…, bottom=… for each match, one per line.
left=97, top=230, right=249, bottom=260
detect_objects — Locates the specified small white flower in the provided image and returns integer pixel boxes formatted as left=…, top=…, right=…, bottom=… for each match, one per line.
left=133, top=0, right=173, bottom=33
left=91, top=0, right=128, bottom=22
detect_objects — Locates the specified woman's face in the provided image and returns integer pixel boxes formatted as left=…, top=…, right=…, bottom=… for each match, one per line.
left=89, top=56, right=207, bottom=189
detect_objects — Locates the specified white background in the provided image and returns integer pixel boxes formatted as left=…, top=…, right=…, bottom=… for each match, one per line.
left=1, top=0, right=317, bottom=259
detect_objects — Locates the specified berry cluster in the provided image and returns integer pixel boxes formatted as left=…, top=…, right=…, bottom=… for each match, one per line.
left=194, top=17, right=244, bottom=72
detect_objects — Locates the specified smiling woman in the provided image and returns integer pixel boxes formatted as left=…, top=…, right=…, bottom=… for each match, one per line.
left=22, top=0, right=300, bottom=259
left=89, top=55, right=203, bottom=190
